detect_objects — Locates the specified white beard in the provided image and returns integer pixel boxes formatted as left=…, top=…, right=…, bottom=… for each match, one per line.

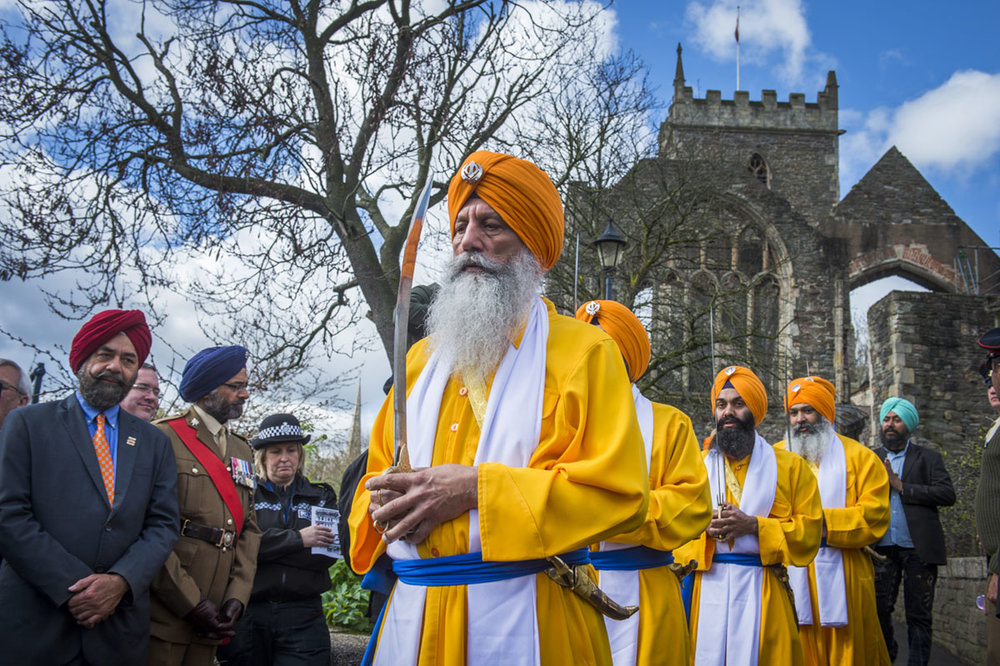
left=426, top=248, right=542, bottom=379
left=788, top=417, right=834, bottom=465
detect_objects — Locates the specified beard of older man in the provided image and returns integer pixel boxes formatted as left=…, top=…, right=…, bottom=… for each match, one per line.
left=201, top=387, right=245, bottom=424
left=715, top=411, right=756, bottom=460
left=76, top=365, right=134, bottom=412
left=788, top=416, right=833, bottom=465
left=426, top=247, right=542, bottom=379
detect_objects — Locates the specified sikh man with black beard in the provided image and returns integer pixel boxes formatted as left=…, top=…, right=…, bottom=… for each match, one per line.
left=149, top=346, right=262, bottom=666
left=0, top=309, right=179, bottom=665
left=675, top=365, right=822, bottom=666
left=773, top=377, right=890, bottom=666
left=349, top=151, right=649, bottom=665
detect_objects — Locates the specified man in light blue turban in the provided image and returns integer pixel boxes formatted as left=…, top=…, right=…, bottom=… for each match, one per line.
left=872, top=396, right=955, bottom=665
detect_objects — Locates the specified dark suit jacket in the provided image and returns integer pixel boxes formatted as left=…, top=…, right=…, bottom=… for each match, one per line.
left=876, top=443, right=956, bottom=565
left=0, top=395, right=179, bottom=665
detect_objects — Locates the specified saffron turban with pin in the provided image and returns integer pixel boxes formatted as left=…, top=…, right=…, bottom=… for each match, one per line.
left=448, top=150, right=564, bottom=271
left=879, top=397, right=919, bottom=434
left=711, top=365, right=768, bottom=427
left=784, top=376, right=836, bottom=424
left=575, top=300, right=650, bottom=383
left=179, top=345, right=249, bottom=403
left=69, top=309, right=152, bottom=373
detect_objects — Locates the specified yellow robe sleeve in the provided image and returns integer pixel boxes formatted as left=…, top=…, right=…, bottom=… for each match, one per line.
left=823, top=436, right=890, bottom=549
left=756, top=449, right=823, bottom=567
left=605, top=402, right=712, bottom=550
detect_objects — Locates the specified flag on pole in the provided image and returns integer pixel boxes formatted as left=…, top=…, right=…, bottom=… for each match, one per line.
left=735, top=9, right=740, bottom=43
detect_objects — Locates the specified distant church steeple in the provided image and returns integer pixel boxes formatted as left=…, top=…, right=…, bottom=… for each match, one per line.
left=673, top=43, right=685, bottom=98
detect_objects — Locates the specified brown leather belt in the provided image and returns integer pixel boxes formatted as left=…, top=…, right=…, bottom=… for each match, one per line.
left=181, top=519, right=237, bottom=550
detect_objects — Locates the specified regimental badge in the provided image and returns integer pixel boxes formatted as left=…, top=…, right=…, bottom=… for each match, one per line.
left=461, top=161, right=483, bottom=185
left=126, top=436, right=137, bottom=447
left=585, top=301, right=601, bottom=315
left=190, top=418, right=199, bottom=427
left=725, top=366, right=736, bottom=376
left=230, top=457, right=257, bottom=489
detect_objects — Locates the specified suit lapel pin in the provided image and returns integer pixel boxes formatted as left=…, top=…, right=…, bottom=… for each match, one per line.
left=126, top=436, right=137, bottom=447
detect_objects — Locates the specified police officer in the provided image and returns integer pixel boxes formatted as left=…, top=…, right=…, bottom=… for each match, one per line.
left=219, top=413, right=338, bottom=666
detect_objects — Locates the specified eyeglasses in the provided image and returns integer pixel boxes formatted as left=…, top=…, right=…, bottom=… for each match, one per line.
left=0, top=381, right=24, bottom=398
left=131, top=384, right=160, bottom=398
left=222, top=382, right=249, bottom=393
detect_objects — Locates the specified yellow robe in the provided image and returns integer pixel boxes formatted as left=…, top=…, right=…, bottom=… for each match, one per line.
left=349, top=299, right=649, bottom=665
left=774, top=435, right=891, bottom=666
left=675, top=446, right=822, bottom=665
left=596, top=402, right=712, bottom=666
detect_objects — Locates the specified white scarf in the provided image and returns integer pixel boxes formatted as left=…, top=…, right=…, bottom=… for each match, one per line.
left=598, top=385, right=655, bottom=666
left=374, top=297, right=548, bottom=666
left=694, top=433, right=776, bottom=666
left=788, top=431, right=848, bottom=626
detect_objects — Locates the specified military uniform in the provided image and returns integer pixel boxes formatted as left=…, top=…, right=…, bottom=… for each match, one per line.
left=148, top=405, right=262, bottom=665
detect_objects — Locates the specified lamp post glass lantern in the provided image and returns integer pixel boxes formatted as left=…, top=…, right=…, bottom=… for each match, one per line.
left=594, top=219, right=627, bottom=300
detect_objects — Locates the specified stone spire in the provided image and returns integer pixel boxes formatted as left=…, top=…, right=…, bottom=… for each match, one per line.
left=347, top=381, right=362, bottom=459
left=673, top=43, right=685, bottom=98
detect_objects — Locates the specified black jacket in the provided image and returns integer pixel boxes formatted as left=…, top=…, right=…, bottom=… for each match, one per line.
left=876, top=443, right=956, bottom=565
left=250, top=475, right=338, bottom=602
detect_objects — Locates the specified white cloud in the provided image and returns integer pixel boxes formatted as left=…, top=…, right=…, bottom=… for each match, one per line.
left=684, top=0, right=817, bottom=83
left=840, top=69, right=1000, bottom=195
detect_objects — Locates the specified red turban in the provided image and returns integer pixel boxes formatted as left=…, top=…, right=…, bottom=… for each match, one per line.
left=711, top=365, right=768, bottom=427
left=575, top=300, right=650, bottom=383
left=448, top=151, right=564, bottom=271
left=784, top=376, right=836, bottom=424
left=69, top=309, right=152, bottom=372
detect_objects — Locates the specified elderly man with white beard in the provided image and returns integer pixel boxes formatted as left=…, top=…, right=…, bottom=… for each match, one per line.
left=675, top=365, right=822, bottom=666
left=773, top=376, right=891, bottom=666
left=347, top=150, right=649, bottom=665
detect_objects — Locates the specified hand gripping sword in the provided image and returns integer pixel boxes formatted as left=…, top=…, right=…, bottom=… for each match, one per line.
left=373, top=175, right=432, bottom=533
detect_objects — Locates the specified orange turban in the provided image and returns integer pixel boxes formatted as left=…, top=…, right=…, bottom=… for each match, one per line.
left=784, top=376, right=836, bottom=423
left=711, top=365, right=768, bottom=427
left=448, top=151, right=564, bottom=271
left=575, top=300, right=650, bottom=383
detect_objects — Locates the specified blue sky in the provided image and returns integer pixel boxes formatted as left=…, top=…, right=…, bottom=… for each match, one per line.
left=612, top=0, right=1000, bottom=250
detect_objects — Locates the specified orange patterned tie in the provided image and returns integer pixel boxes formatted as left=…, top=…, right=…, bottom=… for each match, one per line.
left=93, top=413, right=115, bottom=507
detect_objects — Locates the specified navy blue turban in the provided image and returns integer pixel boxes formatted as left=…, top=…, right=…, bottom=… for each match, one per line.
left=179, top=345, right=249, bottom=402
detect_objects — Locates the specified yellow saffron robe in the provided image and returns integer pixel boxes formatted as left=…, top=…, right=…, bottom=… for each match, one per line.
left=349, top=299, right=649, bottom=665
left=595, top=402, right=712, bottom=666
left=774, top=435, right=892, bottom=666
left=675, top=446, right=822, bottom=665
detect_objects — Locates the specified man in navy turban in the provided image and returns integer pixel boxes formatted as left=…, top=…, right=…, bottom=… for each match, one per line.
left=148, top=345, right=262, bottom=666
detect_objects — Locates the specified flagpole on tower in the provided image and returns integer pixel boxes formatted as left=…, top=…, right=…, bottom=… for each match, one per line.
left=735, top=6, right=741, bottom=91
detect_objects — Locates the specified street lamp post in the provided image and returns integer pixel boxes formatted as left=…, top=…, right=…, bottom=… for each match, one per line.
left=594, top=219, right=627, bottom=300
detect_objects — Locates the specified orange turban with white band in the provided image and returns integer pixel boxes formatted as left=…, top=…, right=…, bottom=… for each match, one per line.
left=784, top=376, right=836, bottom=424
left=448, top=151, right=564, bottom=271
left=575, top=300, right=650, bottom=383
left=711, top=365, right=768, bottom=427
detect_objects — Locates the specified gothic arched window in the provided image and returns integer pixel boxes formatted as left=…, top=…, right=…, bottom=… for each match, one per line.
left=748, top=153, right=770, bottom=189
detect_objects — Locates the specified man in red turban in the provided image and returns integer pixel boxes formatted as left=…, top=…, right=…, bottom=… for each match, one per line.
left=576, top=300, right=711, bottom=665
left=351, top=152, right=648, bottom=664
left=676, top=365, right=823, bottom=666
left=0, top=309, right=178, bottom=664
left=774, top=377, right=891, bottom=666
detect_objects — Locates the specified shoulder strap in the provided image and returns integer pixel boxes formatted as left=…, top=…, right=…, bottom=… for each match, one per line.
left=165, top=417, right=245, bottom=535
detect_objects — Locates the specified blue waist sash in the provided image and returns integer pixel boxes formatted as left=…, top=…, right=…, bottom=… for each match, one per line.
left=589, top=545, right=674, bottom=571
left=361, top=548, right=590, bottom=666
left=712, top=552, right=763, bottom=567
left=392, top=547, right=590, bottom=586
